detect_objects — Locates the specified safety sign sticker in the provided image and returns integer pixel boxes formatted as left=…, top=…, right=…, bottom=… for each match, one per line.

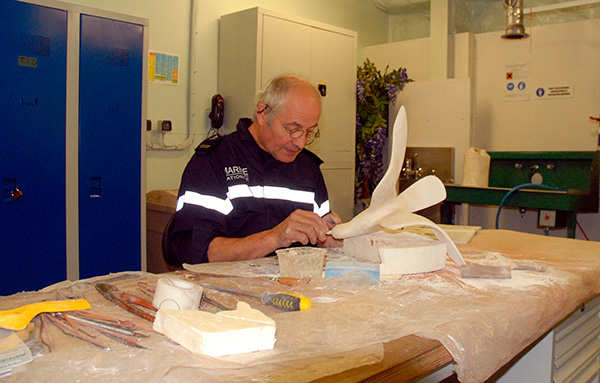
left=505, top=62, right=529, bottom=81
left=534, top=85, right=574, bottom=99
left=504, top=62, right=529, bottom=102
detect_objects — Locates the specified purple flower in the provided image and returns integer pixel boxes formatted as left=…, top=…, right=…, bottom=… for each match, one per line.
left=356, top=80, right=366, bottom=104
left=386, top=84, right=399, bottom=102
left=355, top=60, right=412, bottom=202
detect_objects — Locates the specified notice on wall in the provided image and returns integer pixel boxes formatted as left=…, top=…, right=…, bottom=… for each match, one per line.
left=534, top=84, right=574, bottom=100
left=504, top=62, right=529, bottom=102
left=149, top=51, right=179, bottom=85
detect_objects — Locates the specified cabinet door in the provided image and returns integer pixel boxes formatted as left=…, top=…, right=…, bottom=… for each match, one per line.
left=260, top=16, right=357, bottom=221
left=0, top=2, right=67, bottom=295
left=261, top=16, right=312, bottom=88
left=308, top=28, right=356, bottom=158
left=78, top=15, right=143, bottom=278
left=308, top=28, right=356, bottom=221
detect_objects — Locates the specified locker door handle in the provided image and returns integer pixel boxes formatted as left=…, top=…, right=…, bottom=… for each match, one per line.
left=3, top=179, right=22, bottom=202
left=90, top=177, right=101, bottom=197
left=11, top=187, right=23, bottom=201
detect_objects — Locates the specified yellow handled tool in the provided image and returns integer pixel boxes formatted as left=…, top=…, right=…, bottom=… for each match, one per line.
left=0, top=299, right=91, bottom=331
left=203, top=284, right=311, bottom=311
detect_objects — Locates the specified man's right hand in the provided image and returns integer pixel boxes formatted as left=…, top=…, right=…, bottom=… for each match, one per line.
left=270, top=209, right=331, bottom=248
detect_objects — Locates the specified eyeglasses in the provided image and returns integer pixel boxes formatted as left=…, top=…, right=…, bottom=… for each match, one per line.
left=263, top=105, right=320, bottom=145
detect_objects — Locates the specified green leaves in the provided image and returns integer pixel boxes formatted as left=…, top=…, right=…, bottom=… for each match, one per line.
left=355, top=59, right=413, bottom=202
left=356, top=58, right=412, bottom=136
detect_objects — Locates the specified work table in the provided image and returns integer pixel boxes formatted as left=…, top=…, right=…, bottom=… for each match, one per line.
left=2, top=229, right=600, bottom=383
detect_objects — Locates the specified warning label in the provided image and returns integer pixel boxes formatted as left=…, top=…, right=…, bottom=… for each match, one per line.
left=535, top=85, right=574, bottom=99
left=505, top=62, right=529, bottom=81
left=504, top=62, right=529, bottom=102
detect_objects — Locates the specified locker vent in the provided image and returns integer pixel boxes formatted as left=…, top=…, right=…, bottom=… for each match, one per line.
left=553, top=296, right=600, bottom=383
left=21, top=34, right=50, bottom=56
left=104, top=47, right=130, bottom=67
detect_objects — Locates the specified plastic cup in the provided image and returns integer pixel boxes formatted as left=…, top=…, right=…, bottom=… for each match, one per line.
left=276, top=247, right=326, bottom=282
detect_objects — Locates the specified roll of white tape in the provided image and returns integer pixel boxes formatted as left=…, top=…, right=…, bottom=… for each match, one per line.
left=153, top=278, right=203, bottom=311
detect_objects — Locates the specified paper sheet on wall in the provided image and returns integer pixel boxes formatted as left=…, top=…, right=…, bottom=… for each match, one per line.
left=148, top=51, right=179, bottom=85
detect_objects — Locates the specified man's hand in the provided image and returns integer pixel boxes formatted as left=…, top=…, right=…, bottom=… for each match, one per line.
left=270, top=209, right=329, bottom=247
left=323, top=212, right=342, bottom=229
left=207, top=210, right=343, bottom=263
left=270, top=210, right=343, bottom=249
left=320, top=212, right=343, bottom=248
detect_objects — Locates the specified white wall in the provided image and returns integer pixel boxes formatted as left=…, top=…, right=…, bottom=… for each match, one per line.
left=364, top=19, right=600, bottom=241
left=54, top=0, right=389, bottom=192
left=471, top=19, right=600, bottom=240
left=472, top=20, right=600, bottom=152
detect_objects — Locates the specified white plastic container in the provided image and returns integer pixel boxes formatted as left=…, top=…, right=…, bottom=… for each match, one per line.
left=276, top=247, right=326, bottom=281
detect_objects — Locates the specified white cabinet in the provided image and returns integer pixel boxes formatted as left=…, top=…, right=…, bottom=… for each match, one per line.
left=218, top=7, right=357, bottom=221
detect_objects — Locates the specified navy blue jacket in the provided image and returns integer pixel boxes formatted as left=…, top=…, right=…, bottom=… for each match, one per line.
left=167, top=118, right=330, bottom=265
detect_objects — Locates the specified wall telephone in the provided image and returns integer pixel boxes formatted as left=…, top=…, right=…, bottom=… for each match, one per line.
left=209, top=94, right=224, bottom=129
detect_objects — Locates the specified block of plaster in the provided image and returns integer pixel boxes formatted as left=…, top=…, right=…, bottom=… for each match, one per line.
left=343, top=231, right=447, bottom=277
left=153, top=302, right=276, bottom=357
left=343, top=231, right=424, bottom=263
left=379, top=242, right=447, bottom=279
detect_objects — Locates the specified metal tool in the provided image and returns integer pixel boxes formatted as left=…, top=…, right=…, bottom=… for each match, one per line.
left=44, top=313, right=110, bottom=350
left=200, top=295, right=233, bottom=311
left=175, top=270, right=305, bottom=287
left=202, top=284, right=311, bottom=311
left=95, top=283, right=156, bottom=322
left=460, top=263, right=547, bottom=279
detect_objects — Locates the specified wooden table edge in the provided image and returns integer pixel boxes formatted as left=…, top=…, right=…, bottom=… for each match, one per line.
left=311, top=334, right=453, bottom=383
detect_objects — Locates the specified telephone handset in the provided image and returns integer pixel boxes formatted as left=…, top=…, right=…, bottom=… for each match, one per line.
left=209, top=94, right=224, bottom=129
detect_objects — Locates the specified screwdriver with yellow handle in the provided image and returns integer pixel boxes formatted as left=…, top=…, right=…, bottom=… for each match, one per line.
left=202, top=284, right=311, bottom=311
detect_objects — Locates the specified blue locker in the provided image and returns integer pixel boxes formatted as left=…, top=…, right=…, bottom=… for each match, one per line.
left=78, top=15, right=143, bottom=278
left=0, top=2, right=68, bottom=295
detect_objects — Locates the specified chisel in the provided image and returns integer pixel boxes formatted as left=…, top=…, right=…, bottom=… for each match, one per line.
left=202, top=284, right=311, bottom=311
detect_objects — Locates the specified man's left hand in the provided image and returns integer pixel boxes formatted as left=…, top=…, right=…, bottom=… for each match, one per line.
left=320, top=213, right=343, bottom=248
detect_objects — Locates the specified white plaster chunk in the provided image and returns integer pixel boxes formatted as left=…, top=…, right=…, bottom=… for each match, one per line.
left=153, top=302, right=276, bottom=357
left=343, top=231, right=447, bottom=277
left=343, top=231, right=426, bottom=263
left=379, top=242, right=447, bottom=279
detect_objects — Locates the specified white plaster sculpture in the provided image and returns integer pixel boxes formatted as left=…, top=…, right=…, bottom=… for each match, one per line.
left=153, top=302, right=276, bottom=357
left=331, top=106, right=466, bottom=267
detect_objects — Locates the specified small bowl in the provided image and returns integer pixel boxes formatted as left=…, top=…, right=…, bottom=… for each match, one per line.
left=276, top=247, right=326, bottom=281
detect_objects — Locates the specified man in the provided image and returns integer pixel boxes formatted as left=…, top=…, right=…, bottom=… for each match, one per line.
left=166, top=74, right=342, bottom=266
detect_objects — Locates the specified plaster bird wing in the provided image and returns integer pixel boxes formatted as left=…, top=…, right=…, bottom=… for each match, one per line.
left=331, top=105, right=466, bottom=266
left=368, top=105, right=409, bottom=211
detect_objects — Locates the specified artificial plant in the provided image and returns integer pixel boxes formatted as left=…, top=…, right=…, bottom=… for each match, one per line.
left=355, top=58, right=412, bottom=204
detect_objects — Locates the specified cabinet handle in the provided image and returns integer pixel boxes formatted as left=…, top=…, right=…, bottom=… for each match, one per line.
left=11, top=187, right=23, bottom=201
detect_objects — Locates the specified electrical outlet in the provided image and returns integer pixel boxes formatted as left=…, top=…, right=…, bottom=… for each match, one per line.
left=159, top=120, right=172, bottom=131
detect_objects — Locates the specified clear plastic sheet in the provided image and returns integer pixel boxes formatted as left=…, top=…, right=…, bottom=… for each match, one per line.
left=2, top=230, right=600, bottom=383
